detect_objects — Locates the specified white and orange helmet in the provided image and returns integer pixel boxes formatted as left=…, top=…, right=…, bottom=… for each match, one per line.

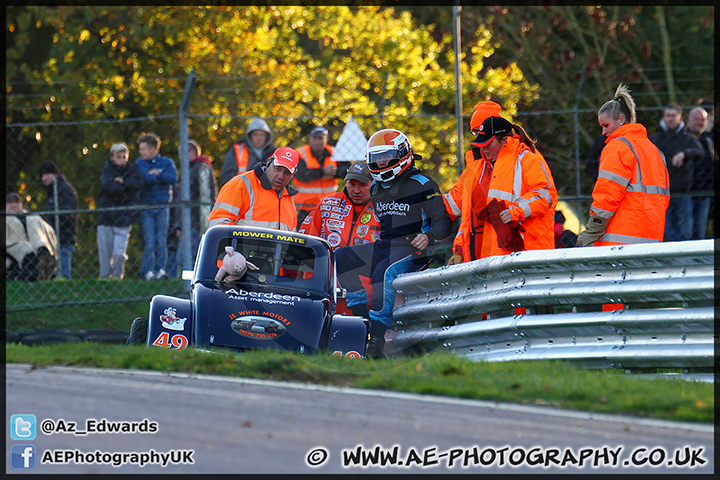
left=365, top=129, right=416, bottom=183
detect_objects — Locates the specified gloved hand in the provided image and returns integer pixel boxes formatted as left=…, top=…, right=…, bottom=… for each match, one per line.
left=576, top=215, right=610, bottom=247
left=446, top=253, right=463, bottom=265
left=507, top=221, right=525, bottom=252
left=482, top=199, right=514, bottom=251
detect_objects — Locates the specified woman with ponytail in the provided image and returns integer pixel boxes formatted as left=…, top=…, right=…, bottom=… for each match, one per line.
left=577, top=84, right=670, bottom=246
left=472, top=114, right=558, bottom=258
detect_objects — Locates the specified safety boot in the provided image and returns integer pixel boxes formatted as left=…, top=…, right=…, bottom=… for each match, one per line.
left=366, top=320, right=387, bottom=359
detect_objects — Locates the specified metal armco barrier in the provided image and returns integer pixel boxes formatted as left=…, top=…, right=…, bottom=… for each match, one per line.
left=389, top=240, right=715, bottom=370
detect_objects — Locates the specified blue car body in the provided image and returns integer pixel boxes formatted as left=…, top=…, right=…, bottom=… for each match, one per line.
left=145, top=225, right=368, bottom=358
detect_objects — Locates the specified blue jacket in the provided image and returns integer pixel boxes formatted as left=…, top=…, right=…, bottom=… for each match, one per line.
left=135, top=154, right=178, bottom=204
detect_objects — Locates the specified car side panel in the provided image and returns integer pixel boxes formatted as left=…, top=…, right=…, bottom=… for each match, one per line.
left=147, top=295, right=193, bottom=350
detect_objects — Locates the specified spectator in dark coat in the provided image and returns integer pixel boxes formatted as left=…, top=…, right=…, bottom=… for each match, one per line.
left=584, top=134, right=606, bottom=184
left=97, top=142, right=144, bottom=279
left=167, top=139, right=218, bottom=277
left=39, top=161, right=78, bottom=279
left=648, top=104, right=703, bottom=242
left=687, top=106, right=716, bottom=240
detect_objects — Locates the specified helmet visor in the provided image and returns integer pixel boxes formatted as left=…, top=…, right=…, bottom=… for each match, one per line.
left=368, top=148, right=398, bottom=170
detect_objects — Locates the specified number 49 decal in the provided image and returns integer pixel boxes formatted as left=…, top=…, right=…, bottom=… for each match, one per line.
left=152, top=332, right=188, bottom=350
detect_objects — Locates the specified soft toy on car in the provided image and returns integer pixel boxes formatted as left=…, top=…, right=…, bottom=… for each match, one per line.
left=215, top=246, right=259, bottom=283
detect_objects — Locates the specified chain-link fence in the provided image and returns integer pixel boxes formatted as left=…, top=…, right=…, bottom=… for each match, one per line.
left=5, top=74, right=715, bottom=312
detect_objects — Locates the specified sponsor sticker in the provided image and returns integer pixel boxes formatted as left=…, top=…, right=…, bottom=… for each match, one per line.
left=160, top=307, right=187, bottom=331
left=327, top=232, right=343, bottom=247
left=356, top=225, right=369, bottom=237
left=229, top=310, right=291, bottom=340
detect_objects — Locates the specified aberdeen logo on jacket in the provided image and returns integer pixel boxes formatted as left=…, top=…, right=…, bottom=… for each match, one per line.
left=375, top=200, right=410, bottom=215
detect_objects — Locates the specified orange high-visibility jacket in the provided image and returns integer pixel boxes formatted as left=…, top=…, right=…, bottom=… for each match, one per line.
left=207, top=164, right=297, bottom=231
left=293, top=145, right=338, bottom=213
left=298, top=190, right=380, bottom=248
left=481, top=136, right=558, bottom=258
left=444, top=148, right=493, bottom=262
left=589, top=123, right=669, bottom=246
left=233, top=143, right=251, bottom=172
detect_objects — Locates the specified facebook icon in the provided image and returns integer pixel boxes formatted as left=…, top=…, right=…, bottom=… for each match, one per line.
left=11, top=444, right=37, bottom=470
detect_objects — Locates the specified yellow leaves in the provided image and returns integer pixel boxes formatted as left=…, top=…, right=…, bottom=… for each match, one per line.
left=695, top=400, right=707, bottom=408
left=78, top=29, right=90, bottom=44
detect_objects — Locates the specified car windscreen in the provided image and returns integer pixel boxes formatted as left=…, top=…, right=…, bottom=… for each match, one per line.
left=196, top=233, right=332, bottom=294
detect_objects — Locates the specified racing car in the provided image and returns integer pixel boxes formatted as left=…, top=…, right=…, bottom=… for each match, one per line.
left=127, top=225, right=369, bottom=358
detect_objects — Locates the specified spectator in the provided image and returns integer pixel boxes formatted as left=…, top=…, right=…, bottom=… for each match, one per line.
left=554, top=210, right=577, bottom=248
left=207, top=147, right=300, bottom=231
left=219, top=117, right=275, bottom=186
left=648, top=104, right=703, bottom=242
left=168, top=139, right=219, bottom=277
left=293, top=125, right=350, bottom=229
left=687, top=106, right=716, bottom=240
left=97, top=142, right=144, bottom=279
left=444, top=101, right=502, bottom=265
left=584, top=134, right=607, bottom=184
left=577, top=84, right=669, bottom=247
left=5, top=192, right=57, bottom=281
left=39, top=161, right=77, bottom=279
left=471, top=115, right=558, bottom=258
left=335, top=129, right=452, bottom=358
left=135, top=132, right=178, bottom=280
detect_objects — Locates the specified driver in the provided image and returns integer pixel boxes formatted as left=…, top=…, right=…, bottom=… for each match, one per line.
left=335, top=129, right=452, bottom=358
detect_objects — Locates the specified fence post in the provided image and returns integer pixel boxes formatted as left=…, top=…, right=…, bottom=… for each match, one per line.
left=453, top=4, right=465, bottom=174
left=52, top=178, right=62, bottom=277
left=572, top=69, right=586, bottom=233
left=179, top=69, right=196, bottom=289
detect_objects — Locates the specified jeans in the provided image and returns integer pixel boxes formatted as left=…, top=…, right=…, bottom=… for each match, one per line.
left=57, top=245, right=75, bottom=279
left=140, top=207, right=169, bottom=276
left=97, top=225, right=132, bottom=278
left=336, top=241, right=428, bottom=329
left=663, top=195, right=693, bottom=242
left=691, top=196, right=711, bottom=240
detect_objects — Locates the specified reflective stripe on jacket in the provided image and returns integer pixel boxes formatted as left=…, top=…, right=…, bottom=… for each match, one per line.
left=234, top=144, right=250, bottom=172
left=444, top=148, right=493, bottom=262
left=293, top=145, right=338, bottom=212
left=590, top=123, right=669, bottom=246
left=481, top=136, right=558, bottom=258
left=298, top=190, right=380, bottom=248
left=207, top=163, right=297, bottom=231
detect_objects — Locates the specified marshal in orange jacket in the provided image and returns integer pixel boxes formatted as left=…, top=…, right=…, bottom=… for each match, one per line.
left=481, top=136, right=558, bottom=258
left=588, top=123, right=669, bottom=246
left=292, top=145, right=339, bottom=215
left=298, top=190, right=380, bottom=248
left=444, top=147, right=493, bottom=262
left=207, top=163, right=297, bottom=232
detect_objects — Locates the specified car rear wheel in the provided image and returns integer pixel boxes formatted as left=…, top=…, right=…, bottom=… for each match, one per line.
left=126, top=317, right=149, bottom=346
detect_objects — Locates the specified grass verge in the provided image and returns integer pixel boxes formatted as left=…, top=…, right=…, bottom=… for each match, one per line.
left=5, top=343, right=713, bottom=424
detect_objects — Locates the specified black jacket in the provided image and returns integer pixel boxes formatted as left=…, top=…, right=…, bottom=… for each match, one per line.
left=42, top=174, right=78, bottom=247
left=97, top=159, right=144, bottom=227
left=649, top=122, right=703, bottom=192
left=371, top=165, right=452, bottom=251
left=692, top=132, right=716, bottom=191
left=168, top=156, right=219, bottom=245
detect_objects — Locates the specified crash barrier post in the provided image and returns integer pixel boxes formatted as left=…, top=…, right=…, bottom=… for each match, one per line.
left=389, top=239, right=715, bottom=370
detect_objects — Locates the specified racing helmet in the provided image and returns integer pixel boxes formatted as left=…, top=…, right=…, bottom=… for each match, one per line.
left=366, top=129, right=415, bottom=183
